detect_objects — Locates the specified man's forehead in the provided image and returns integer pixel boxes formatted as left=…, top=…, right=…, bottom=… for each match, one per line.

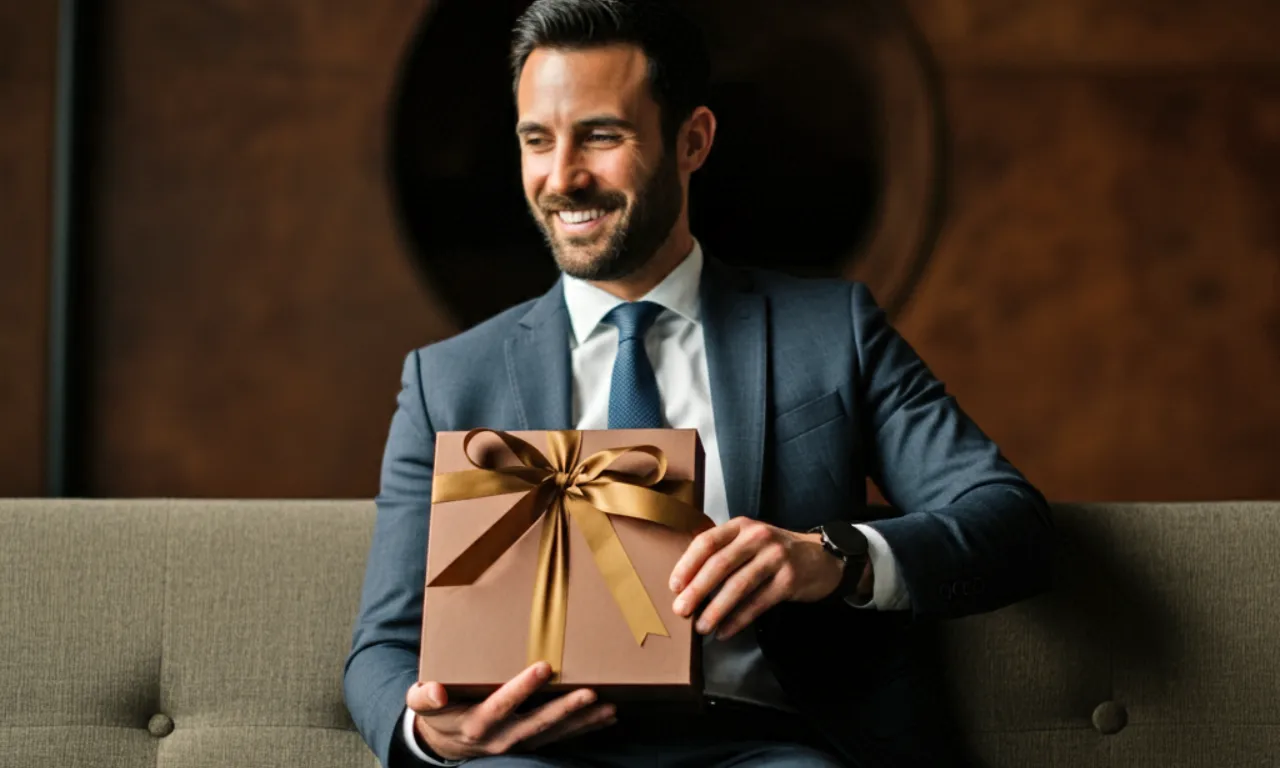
left=516, top=44, right=652, bottom=124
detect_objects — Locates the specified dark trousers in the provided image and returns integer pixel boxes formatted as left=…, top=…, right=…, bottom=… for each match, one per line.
left=468, top=699, right=847, bottom=768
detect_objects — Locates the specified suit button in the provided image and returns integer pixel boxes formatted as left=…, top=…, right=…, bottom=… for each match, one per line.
left=1092, top=701, right=1127, bottom=735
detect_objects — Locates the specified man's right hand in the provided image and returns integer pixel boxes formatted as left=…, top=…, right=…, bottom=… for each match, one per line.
left=405, top=662, right=617, bottom=762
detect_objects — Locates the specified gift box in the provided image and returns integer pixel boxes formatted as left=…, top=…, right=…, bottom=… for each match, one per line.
left=419, top=428, right=711, bottom=702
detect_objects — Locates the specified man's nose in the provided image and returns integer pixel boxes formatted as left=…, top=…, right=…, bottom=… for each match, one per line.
left=545, top=145, right=591, bottom=196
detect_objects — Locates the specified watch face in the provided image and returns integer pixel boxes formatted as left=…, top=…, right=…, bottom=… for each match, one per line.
left=824, top=521, right=869, bottom=558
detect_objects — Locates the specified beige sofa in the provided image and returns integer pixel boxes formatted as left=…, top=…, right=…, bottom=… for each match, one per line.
left=2, top=499, right=1276, bottom=767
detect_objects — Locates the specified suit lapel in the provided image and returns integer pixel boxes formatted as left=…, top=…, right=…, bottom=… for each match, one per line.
left=701, top=256, right=768, bottom=521
left=504, top=278, right=573, bottom=430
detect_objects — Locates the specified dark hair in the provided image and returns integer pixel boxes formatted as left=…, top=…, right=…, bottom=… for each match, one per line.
left=510, top=0, right=710, bottom=147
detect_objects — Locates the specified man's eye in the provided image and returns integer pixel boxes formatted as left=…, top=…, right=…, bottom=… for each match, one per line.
left=524, top=137, right=547, bottom=147
left=588, top=133, right=622, bottom=143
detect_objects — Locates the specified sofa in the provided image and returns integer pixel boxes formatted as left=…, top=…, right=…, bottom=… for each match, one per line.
left=1, top=499, right=1276, bottom=767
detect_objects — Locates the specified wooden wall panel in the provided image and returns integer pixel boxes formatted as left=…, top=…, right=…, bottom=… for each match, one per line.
left=16, top=0, right=1273, bottom=502
left=0, top=1, right=57, bottom=496
left=899, top=75, right=1280, bottom=501
left=906, top=0, right=1280, bottom=67
left=85, top=0, right=455, bottom=497
left=895, top=0, right=1280, bottom=501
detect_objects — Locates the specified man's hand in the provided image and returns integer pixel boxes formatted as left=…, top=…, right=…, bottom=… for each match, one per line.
left=406, top=662, right=616, bottom=761
left=668, top=518, right=850, bottom=640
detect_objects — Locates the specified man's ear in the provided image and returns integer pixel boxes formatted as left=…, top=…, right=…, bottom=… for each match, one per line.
left=679, top=106, right=717, bottom=173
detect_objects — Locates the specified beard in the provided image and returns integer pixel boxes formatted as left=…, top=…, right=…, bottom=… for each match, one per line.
left=530, top=149, right=683, bottom=282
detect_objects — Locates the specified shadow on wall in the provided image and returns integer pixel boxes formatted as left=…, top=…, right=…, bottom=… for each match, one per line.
left=388, top=0, right=946, bottom=328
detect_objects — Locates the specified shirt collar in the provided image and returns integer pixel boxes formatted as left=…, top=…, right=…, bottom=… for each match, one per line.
left=561, top=240, right=704, bottom=345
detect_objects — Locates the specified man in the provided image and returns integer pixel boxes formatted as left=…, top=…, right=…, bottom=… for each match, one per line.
left=344, top=1, right=1054, bottom=766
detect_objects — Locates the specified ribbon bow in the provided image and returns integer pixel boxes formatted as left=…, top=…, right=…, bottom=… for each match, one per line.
left=428, top=429, right=711, bottom=679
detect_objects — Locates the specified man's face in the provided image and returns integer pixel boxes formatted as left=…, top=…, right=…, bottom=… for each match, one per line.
left=516, top=44, right=683, bottom=281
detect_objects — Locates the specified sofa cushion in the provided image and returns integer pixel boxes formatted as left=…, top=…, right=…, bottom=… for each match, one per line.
left=4, top=499, right=1279, bottom=767
left=0, top=499, right=377, bottom=768
left=941, top=501, right=1280, bottom=765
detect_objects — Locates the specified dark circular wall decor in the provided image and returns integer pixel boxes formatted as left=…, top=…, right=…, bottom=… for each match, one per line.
left=389, top=0, right=946, bottom=328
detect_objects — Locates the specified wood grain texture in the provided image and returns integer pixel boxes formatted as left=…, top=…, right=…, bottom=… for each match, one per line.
left=84, top=0, right=455, bottom=497
left=0, top=1, right=57, bottom=496
left=904, top=0, right=1280, bottom=69
left=895, top=74, right=1280, bottom=501
left=27, top=0, right=1280, bottom=505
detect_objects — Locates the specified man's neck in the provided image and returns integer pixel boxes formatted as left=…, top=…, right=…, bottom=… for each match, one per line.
left=587, top=230, right=695, bottom=302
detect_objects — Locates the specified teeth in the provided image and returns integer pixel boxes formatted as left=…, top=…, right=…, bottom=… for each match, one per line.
left=557, top=209, right=606, bottom=225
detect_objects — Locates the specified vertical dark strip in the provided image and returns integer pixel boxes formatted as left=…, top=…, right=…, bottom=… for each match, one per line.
left=46, top=0, right=78, bottom=496
left=47, top=0, right=96, bottom=497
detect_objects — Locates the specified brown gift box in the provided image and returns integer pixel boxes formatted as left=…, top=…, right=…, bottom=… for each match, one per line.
left=419, top=428, right=708, bottom=702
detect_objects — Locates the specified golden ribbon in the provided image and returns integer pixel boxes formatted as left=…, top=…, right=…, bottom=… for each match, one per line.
left=428, top=429, right=712, bottom=679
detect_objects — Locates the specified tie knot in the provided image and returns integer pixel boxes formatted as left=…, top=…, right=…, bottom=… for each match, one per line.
left=605, top=301, right=663, bottom=342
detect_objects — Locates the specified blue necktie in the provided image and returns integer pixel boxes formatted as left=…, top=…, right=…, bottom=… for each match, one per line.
left=605, top=301, right=665, bottom=429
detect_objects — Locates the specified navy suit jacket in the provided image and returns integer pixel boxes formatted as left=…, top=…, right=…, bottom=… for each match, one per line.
left=344, top=256, right=1054, bottom=767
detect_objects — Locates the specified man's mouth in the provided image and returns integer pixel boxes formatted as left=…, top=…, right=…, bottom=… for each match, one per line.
left=552, top=207, right=615, bottom=235
left=557, top=208, right=607, bottom=224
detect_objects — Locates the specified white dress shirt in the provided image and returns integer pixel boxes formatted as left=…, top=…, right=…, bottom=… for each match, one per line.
left=403, top=240, right=909, bottom=765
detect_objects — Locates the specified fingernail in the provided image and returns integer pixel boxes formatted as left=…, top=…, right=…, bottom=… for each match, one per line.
left=537, top=662, right=551, bottom=679
left=673, top=596, right=687, bottom=615
left=669, top=578, right=682, bottom=593
left=696, top=619, right=710, bottom=634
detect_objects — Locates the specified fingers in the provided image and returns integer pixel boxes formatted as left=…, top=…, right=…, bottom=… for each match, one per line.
left=715, top=573, right=790, bottom=640
left=695, top=542, right=787, bottom=635
left=669, top=519, right=743, bottom=594
left=406, top=681, right=449, bottom=714
left=520, top=702, right=617, bottom=751
left=486, top=688, right=603, bottom=752
left=674, top=529, right=765, bottom=619
left=674, top=520, right=784, bottom=619
left=466, top=662, right=553, bottom=739
left=669, top=519, right=747, bottom=607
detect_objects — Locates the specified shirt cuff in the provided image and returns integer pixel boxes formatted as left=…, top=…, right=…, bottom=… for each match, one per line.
left=401, top=706, right=465, bottom=766
left=845, top=523, right=912, bottom=611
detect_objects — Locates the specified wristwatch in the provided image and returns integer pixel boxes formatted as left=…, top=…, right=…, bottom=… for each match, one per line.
left=809, top=521, right=871, bottom=600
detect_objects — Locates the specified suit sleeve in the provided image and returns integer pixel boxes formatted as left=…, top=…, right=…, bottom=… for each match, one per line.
left=344, top=349, right=436, bottom=767
left=849, top=283, right=1055, bottom=619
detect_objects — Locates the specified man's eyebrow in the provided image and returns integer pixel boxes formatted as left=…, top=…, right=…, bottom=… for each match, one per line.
left=576, top=116, right=636, bottom=132
left=515, top=116, right=637, bottom=136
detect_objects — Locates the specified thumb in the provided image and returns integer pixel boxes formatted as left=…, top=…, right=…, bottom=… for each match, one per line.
left=406, top=681, right=448, bottom=713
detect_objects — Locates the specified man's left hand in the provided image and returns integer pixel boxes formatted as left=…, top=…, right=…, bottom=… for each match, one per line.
left=667, top=518, right=851, bottom=640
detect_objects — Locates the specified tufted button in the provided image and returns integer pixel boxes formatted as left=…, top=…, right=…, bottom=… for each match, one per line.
left=1091, top=701, right=1127, bottom=735
left=148, top=713, right=175, bottom=737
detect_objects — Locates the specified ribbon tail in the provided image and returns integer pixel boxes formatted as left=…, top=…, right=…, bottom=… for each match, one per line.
left=527, top=497, right=570, bottom=680
left=566, top=497, right=669, bottom=645
left=428, top=486, right=549, bottom=587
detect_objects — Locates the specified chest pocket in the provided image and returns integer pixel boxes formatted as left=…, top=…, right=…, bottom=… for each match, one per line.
left=771, top=390, right=851, bottom=527
left=775, top=390, right=846, bottom=444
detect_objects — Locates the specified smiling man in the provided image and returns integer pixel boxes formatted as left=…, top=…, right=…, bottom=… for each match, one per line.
left=344, top=2, right=1055, bottom=767
left=517, top=35, right=694, bottom=297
